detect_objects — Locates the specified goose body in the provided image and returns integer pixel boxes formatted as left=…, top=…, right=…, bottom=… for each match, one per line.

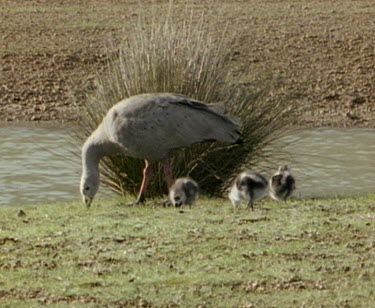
left=102, top=93, right=240, bottom=161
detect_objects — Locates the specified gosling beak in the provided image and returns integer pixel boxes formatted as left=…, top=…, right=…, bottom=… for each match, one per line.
left=174, top=201, right=182, bottom=208
left=83, top=196, right=93, bottom=208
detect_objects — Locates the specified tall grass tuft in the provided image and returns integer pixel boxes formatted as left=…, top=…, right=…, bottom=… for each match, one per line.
left=75, top=5, right=295, bottom=198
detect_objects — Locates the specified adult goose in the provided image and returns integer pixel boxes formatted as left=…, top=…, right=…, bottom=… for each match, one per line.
left=80, top=93, right=241, bottom=207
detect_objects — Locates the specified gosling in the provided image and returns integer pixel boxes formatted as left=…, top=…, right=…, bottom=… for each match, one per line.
left=169, top=177, right=199, bottom=207
left=228, top=171, right=268, bottom=210
left=269, top=165, right=296, bottom=202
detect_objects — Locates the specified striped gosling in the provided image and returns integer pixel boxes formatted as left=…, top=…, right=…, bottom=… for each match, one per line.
left=269, top=165, right=296, bottom=202
left=228, top=171, right=268, bottom=210
left=169, top=177, right=199, bottom=207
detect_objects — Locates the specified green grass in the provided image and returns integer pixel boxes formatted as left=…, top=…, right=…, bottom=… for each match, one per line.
left=1, top=195, right=374, bottom=307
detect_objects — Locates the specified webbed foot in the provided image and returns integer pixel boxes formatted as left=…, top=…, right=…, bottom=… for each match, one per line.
left=127, top=194, right=146, bottom=206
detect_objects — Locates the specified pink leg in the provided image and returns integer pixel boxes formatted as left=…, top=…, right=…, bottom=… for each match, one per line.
left=163, top=160, right=174, bottom=189
left=136, top=160, right=153, bottom=203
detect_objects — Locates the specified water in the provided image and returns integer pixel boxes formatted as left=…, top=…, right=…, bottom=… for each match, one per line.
left=0, top=125, right=374, bottom=206
left=274, top=128, right=375, bottom=198
left=0, top=124, right=81, bottom=206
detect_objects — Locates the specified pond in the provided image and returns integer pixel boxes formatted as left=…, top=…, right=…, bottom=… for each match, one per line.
left=0, top=125, right=374, bottom=206
left=0, top=124, right=81, bottom=206
left=276, top=128, right=374, bottom=199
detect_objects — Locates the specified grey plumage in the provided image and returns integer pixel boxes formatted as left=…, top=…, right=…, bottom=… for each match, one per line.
left=269, top=165, right=296, bottom=202
left=169, top=177, right=199, bottom=207
left=228, top=171, right=268, bottom=210
left=105, top=93, right=241, bottom=161
left=80, top=93, right=241, bottom=207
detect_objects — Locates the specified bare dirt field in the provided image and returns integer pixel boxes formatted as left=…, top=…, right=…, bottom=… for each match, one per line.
left=1, top=0, right=374, bottom=127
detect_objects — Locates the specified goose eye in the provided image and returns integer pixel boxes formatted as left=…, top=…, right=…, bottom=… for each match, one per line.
left=85, top=186, right=90, bottom=191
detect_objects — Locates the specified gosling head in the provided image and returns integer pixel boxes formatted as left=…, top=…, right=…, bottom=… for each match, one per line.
left=171, top=193, right=186, bottom=207
left=80, top=173, right=100, bottom=208
left=169, top=177, right=199, bottom=207
left=236, top=174, right=253, bottom=194
left=269, top=165, right=296, bottom=201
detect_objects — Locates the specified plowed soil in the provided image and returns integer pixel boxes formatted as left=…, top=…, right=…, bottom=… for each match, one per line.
left=1, top=0, right=374, bottom=127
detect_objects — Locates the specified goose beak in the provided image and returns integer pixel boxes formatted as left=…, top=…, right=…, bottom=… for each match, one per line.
left=83, top=196, right=93, bottom=208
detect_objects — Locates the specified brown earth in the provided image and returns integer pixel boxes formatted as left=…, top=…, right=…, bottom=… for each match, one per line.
left=1, top=0, right=374, bottom=127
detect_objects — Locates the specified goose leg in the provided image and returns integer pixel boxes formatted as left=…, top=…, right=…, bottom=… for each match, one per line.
left=162, top=160, right=174, bottom=189
left=134, top=160, right=153, bottom=204
left=161, top=161, right=174, bottom=207
left=247, top=191, right=254, bottom=211
left=246, top=201, right=254, bottom=211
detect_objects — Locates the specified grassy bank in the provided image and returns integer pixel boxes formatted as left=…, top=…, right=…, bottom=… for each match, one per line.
left=1, top=195, right=374, bottom=307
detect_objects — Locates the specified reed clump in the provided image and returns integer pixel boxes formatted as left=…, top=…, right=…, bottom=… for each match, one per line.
left=76, top=6, right=295, bottom=197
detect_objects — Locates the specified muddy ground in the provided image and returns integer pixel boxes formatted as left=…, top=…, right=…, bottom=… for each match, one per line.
left=1, top=0, right=374, bottom=127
